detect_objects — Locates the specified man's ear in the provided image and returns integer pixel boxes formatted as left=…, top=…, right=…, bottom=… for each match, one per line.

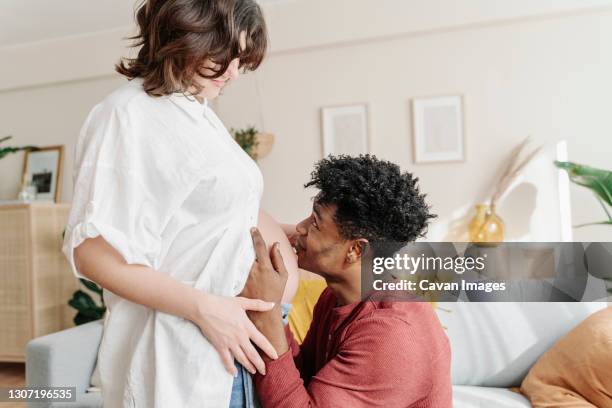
left=346, top=238, right=369, bottom=264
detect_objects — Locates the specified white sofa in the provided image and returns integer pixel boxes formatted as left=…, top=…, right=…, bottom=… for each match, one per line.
left=27, top=301, right=607, bottom=407
left=436, top=302, right=608, bottom=407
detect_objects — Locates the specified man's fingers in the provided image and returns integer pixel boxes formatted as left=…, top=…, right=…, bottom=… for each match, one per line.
left=250, top=228, right=270, bottom=266
left=241, top=341, right=267, bottom=375
left=270, top=243, right=289, bottom=280
left=231, top=345, right=257, bottom=375
left=238, top=297, right=275, bottom=312
left=238, top=264, right=257, bottom=298
left=248, top=321, right=279, bottom=360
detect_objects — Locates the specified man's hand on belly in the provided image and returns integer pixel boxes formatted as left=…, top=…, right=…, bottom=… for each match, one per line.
left=239, top=228, right=290, bottom=357
left=240, top=228, right=287, bottom=305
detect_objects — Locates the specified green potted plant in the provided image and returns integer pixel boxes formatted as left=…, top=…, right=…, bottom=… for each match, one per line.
left=555, top=161, right=612, bottom=297
left=230, top=126, right=275, bottom=161
left=0, top=135, right=38, bottom=160
left=68, top=279, right=107, bottom=325
left=554, top=161, right=611, bottom=227
left=231, top=126, right=260, bottom=160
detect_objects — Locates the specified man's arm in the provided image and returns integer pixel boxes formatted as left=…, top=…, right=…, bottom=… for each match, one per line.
left=240, top=226, right=325, bottom=381
left=284, top=290, right=330, bottom=377
left=251, top=305, right=289, bottom=357
left=253, top=299, right=321, bottom=378
left=255, top=315, right=435, bottom=408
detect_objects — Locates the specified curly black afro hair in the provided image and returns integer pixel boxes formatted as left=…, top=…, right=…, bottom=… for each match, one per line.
left=305, top=155, right=436, bottom=243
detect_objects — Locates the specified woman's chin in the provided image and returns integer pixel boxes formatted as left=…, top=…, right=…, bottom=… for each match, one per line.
left=205, top=90, right=221, bottom=99
left=193, top=88, right=220, bottom=102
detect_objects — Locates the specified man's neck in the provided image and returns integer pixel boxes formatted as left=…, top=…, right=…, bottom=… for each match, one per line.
left=325, top=267, right=362, bottom=306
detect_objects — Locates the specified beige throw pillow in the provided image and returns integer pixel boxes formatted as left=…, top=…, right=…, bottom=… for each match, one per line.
left=520, top=307, right=612, bottom=407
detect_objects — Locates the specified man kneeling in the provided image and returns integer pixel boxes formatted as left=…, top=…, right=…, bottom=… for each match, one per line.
left=243, top=155, right=452, bottom=408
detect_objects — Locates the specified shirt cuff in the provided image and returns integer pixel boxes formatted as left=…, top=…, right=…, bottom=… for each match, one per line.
left=255, top=348, right=303, bottom=405
left=62, top=218, right=157, bottom=281
left=280, top=303, right=293, bottom=325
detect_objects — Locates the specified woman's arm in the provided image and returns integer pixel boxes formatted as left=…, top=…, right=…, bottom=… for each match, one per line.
left=74, top=236, right=278, bottom=376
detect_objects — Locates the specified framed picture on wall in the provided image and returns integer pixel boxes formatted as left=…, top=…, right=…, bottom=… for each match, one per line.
left=22, top=145, right=64, bottom=202
left=321, top=104, right=369, bottom=157
left=411, top=95, right=465, bottom=163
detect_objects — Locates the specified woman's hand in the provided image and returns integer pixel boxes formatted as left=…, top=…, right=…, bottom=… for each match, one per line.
left=191, top=293, right=278, bottom=376
left=74, top=236, right=278, bottom=376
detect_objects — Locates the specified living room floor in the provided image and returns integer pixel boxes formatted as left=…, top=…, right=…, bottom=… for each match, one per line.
left=0, top=363, right=26, bottom=408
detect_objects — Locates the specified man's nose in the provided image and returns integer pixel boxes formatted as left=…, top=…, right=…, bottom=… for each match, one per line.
left=296, top=218, right=309, bottom=235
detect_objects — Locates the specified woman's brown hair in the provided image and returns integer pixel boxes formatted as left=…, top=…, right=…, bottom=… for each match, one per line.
left=116, top=0, right=267, bottom=97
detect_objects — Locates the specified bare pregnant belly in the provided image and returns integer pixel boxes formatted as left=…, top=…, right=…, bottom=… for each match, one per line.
left=257, top=211, right=299, bottom=304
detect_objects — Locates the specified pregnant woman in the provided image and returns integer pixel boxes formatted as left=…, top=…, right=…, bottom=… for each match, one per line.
left=62, top=0, right=297, bottom=406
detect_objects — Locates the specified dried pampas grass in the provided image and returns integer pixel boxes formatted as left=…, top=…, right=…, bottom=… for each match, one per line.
left=490, top=136, right=542, bottom=207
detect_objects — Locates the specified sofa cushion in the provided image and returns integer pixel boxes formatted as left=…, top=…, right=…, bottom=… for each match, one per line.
left=453, top=385, right=531, bottom=408
left=287, top=278, right=327, bottom=343
left=520, top=306, right=612, bottom=407
left=435, top=302, right=606, bottom=387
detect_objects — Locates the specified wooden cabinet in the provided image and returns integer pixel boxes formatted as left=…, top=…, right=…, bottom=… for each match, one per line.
left=0, top=202, right=77, bottom=362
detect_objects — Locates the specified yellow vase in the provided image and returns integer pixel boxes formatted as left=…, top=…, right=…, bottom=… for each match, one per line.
left=468, top=204, right=505, bottom=244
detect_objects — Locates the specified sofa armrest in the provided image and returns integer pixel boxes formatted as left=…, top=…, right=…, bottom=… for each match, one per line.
left=26, top=320, right=103, bottom=395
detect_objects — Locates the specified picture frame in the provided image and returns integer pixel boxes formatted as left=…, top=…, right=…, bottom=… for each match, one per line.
left=411, top=95, right=465, bottom=163
left=21, top=145, right=64, bottom=202
left=321, top=104, right=369, bottom=157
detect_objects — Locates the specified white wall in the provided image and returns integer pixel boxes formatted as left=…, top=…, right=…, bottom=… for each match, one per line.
left=1, top=1, right=611, bottom=242
left=0, top=75, right=125, bottom=200
left=215, top=8, right=612, bottom=242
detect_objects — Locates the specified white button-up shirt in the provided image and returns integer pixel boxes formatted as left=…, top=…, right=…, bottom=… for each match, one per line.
left=62, top=78, right=263, bottom=407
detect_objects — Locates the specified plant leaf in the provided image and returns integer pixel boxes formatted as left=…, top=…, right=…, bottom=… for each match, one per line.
left=69, top=279, right=106, bottom=325
left=231, top=126, right=260, bottom=160
left=596, top=196, right=612, bottom=221
left=68, top=290, right=101, bottom=317
left=0, top=145, right=39, bottom=160
left=574, top=220, right=612, bottom=228
left=80, top=278, right=103, bottom=295
left=74, top=313, right=92, bottom=325
left=73, top=312, right=104, bottom=325
left=555, top=161, right=612, bottom=207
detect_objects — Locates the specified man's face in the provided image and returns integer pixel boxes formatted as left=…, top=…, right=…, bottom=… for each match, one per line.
left=292, top=201, right=349, bottom=278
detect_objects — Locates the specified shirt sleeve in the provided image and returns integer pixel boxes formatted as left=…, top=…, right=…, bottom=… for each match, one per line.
left=255, top=316, right=434, bottom=408
left=62, top=103, right=189, bottom=279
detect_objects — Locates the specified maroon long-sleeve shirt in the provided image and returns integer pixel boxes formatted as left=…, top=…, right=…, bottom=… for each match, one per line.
left=255, top=288, right=452, bottom=408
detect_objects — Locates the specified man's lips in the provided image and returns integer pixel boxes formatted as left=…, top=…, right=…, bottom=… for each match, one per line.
left=212, top=79, right=227, bottom=88
left=292, top=240, right=305, bottom=254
